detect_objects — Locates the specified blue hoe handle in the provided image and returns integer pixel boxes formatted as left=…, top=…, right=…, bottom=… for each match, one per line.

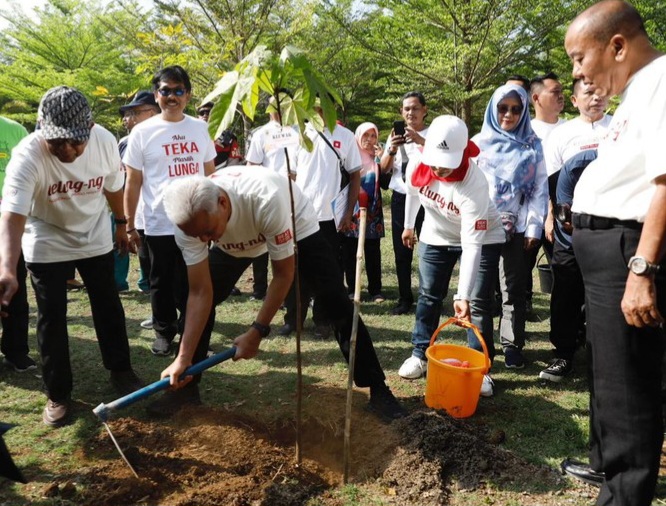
left=93, top=346, right=236, bottom=421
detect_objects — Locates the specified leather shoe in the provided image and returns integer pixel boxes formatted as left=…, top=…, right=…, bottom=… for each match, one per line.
left=391, top=302, right=412, bottom=315
left=43, top=399, right=70, bottom=427
left=277, top=323, right=294, bottom=336
left=560, top=458, right=604, bottom=487
left=110, top=369, right=145, bottom=396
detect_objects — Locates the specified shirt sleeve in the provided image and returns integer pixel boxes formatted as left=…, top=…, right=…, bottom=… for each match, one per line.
left=174, top=226, right=210, bottom=266
left=1, top=143, right=38, bottom=216
left=257, top=191, right=295, bottom=261
left=403, top=158, right=421, bottom=229
left=343, top=133, right=362, bottom=174
left=103, top=140, right=124, bottom=193
left=245, top=132, right=264, bottom=165
left=122, top=129, right=144, bottom=171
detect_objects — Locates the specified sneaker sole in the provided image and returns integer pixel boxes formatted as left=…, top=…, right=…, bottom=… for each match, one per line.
left=539, top=371, right=566, bottom=382
left=504, top=362, right=525, bottom=370
left=3, top=358, right=37, bottom=373
left=150, top=345, right=173, bottom=356
left=398, top=371, right=426, bottom=380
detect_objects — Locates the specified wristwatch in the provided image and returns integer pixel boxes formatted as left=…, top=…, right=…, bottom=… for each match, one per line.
left=250, top=320, right=271, bottom=338
left=628, top=256, right=660, bottom=276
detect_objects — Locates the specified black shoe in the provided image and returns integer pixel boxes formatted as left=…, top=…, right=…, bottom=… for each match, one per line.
left=391, top=302, right=412, bottom=316
left=151, top=336, right=173, bottom=356
left=313, top=324, right=331, bottom=340
left=110, top=369, right=145, bottom=396
left=277, top=323, right=294, bottom=336
left=367, top=384, right=408, bottom=421
left=146, top=385, right=201, bottom=418
left=3, top=354, right=37, bottom=372
left=504, top=347, right=526, bottom=369
left=230, top=286, right=242, bottom=296
left=525, top=298, right=539, bottom=322
left=43, top=399, right=70, bottom=427
left=560, top=458, right=604, bottom=487
left=539, top=358, right=572, bottom=382
left=249, top=292, right=266, bottom=301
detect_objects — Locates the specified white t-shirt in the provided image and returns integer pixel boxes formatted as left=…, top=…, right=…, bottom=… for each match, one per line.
left=245, top=120, right=298, bottom=175
left=404, top=158, right=505, bottom=247
left=175, top=166, right=320, bottom=266
left=383, top=127, right=429, bottom=194
left=544, top=115, right=613, bottom=176
left=531, top=118, right=566, bottom=146
left=123, top=115, right=216, bottom=236
left=294, top=124, right=361, bottom=221
left=1, top=125, right=123, bottom=262
left=573, top=55, right=666, bottom=221
left=404, top=156, right=505, bottom=299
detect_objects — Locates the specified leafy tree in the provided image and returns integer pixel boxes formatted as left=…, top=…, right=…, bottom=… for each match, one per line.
left=0, top=0, right=149, bottom=134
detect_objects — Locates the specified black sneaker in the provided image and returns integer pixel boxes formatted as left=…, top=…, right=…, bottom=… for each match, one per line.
left=230, top=286, right=242, bottom=296
left=249, top=292, right=266, bottom=301
left=146, top=385, right=201, bottom=418
left=3, top=355, right=37, bottom=372
left=367, top=384, right=408, bottom=422
left=560, top=458, right=604, bottom=487
left=110, top=369, right=145, bottom=396
left=504, top=347, right=526, bottom=369
left=313, top=324, right=331, bottom=340
left=539, top=358, right=572, bottom=382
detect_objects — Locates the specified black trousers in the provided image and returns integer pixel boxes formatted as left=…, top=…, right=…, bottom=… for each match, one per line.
left=27, top=252, right=132, bottom=402
left=341, top=237, right=382, bottom=296
left=1, top=250, right=30, bottom=359
left=192, top=230, right=386, bottom=388
left=574, top=226, right=665, bottom=506
left=145, top=235, right=188, bottom=341
left=283, top=220, right=342, bottom=327
left=548, top=240, right=585, bottom=360
left=391, top=191, right=424, bottom=305
left=251, top=252, right=269, bottom=297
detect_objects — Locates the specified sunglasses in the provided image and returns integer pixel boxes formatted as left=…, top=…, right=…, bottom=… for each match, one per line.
left=497, top=104, right=523, bottom=116
left=157, top=87, right=187, bottom=97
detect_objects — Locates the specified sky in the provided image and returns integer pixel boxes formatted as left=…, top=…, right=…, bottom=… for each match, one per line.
left=0, top=0, right=155, bottom=28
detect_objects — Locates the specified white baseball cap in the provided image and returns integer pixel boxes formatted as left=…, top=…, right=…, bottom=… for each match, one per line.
left=421, top=115, right=468, bottom=169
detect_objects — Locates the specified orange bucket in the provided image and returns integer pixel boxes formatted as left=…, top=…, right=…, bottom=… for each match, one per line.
left=424, top=317, right=490, bottom=418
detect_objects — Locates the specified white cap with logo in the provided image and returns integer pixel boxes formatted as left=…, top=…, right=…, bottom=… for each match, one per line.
left=421, top=115, right=469, bottom=169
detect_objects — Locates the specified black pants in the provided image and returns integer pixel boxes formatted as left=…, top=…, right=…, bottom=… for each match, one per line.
left=283, top=220, right=342, bottom=327
left=251, top=252, right=269, bottom=297
left=137, top=229, right=152, bottom=293
left=548, top=240, right=585, bottom=360
left=1, top=251, right=30, bottom=359
left=27, top=252, right=132, bottom=402
left=145, top=235, right=188, bottom=341
left=524, top=233, right=552, bottom=302
left=341, top=237, right=382, bottom=296
left=391, top=191, right=424, bottom=305
left=192, top=230, right=386, bottom=388
left=574, top=226, right=664, bottom=506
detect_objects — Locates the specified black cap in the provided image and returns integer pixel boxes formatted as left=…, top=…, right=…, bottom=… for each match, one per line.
left=196, top=101, right=214, bottom=115
left=119, top=90, right=159, bottom=115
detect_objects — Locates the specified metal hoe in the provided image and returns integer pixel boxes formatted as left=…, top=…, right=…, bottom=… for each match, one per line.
left=92, top=347, right=237, bottom=475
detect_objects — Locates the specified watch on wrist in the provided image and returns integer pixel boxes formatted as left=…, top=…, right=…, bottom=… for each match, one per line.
left=387, top=149, right=397, bottom=156
left=250, top=321, right=271, bottom=338
left=114, top=217, right=128, bottom=225
left=628, top=256, right=660, bottom=276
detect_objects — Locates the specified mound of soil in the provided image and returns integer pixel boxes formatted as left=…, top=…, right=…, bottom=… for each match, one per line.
left=42, top=388, right=561, bottom=506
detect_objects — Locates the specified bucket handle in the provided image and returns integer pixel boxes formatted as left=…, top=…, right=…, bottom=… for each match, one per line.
left=428, top=317, right=491, bottom=372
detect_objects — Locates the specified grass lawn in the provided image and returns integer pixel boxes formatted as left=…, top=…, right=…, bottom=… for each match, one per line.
left=1, top=200, right=665, bottom=505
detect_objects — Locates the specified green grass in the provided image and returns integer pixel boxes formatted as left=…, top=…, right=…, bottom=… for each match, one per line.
left=0, top=205, right=662, bottom=505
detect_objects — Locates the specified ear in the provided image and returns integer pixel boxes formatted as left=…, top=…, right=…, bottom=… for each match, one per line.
left=610, top=34, right=627, bottom=62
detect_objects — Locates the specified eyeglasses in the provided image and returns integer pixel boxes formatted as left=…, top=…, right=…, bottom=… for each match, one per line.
left=497, top=104, right=523, bottom=116
left=157, top=87, right=187, bottom=97
left=197, top=109, right=211, bottom=117
left=124, top=108, right=155, bottom=118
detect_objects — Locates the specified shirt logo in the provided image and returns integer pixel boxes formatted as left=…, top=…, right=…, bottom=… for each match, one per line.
left=333, top=140, right=341, bottom=149
left=475, top=220, right=487, bottom=230
left=275, top=229, right=292, bottom=245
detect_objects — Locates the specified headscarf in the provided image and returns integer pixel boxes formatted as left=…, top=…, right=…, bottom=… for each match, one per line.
left=354, top=122, right=379, bottom=176
left=475, top=84, right=543, bottom=209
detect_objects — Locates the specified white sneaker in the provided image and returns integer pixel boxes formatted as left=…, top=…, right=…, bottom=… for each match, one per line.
left=398, top=356, right=427, bottom=379
left=140, top=318, right=153, bottom=330
left=480, top=375, right=494, bottom=397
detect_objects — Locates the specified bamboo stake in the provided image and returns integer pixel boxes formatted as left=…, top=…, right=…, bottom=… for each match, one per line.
left=343, top=193, right=368, bottom=484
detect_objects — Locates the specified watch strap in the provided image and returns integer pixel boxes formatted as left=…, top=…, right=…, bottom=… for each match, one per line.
left=251, top=321, right=271, bottom=338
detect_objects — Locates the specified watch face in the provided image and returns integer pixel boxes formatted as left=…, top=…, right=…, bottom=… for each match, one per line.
left=630, top=257, right=648, bottom=274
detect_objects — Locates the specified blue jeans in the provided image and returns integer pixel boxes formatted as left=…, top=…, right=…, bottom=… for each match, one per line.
left=411, top=242, right=462, bottom=359
left=468, top=243, right=502, bottom=362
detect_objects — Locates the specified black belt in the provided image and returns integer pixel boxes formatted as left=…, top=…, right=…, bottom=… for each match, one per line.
left=572, top=213, right=643, bottom=231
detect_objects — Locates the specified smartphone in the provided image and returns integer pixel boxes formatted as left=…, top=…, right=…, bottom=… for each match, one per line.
left=393, top=120, right=406, bottom=137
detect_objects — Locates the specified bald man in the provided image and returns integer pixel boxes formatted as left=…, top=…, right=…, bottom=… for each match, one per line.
left=564, top=2, right=666, bottom=504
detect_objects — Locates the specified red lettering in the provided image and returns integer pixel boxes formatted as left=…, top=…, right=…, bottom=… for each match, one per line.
left=475, top=220, right=487, bottom=231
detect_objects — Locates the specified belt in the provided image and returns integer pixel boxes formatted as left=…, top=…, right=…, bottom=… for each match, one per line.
left=572, top=213, right=643, bottom=231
